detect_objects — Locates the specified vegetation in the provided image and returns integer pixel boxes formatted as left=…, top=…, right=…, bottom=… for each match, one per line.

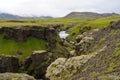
left=0, top=15, right=120, bottom=60
left=0, top=34, right=46, bottom=61
left=67, top=15, right=120, bottom=40
left=0, top=14, right=120, bottom=79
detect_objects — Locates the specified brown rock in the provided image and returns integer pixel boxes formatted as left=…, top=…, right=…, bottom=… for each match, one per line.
left=2, top=25, right=59, bottom=43
left=0, top=56, right=19, bottom=73
left=23, top=50, right=52, bottom=79
left=31, top=50, right=48, bottom=66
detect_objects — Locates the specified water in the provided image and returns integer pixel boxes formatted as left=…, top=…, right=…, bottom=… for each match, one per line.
left=59, top=31, right=69, bottom=39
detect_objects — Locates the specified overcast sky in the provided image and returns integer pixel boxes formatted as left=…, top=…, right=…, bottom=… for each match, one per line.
left=0, top=0, right=120, bottom=17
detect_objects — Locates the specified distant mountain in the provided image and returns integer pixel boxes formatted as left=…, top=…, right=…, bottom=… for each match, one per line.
left=0, top=12, right=52, bottom=19
left=0, top=13, right=23, bottom=19
left=65, top=12, right=119, bottom=19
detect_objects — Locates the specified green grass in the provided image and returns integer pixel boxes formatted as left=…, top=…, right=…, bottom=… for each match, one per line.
left=0, top=18, right=90, bottom=28
left=0, top=34, right=46, bottom=61
left=85, top=15, right=120, bottom=29
left=67, top=15, right=120, bottom=40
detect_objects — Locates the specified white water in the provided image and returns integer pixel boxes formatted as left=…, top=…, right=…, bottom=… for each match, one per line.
left=59, top=31, right=69, bottom=39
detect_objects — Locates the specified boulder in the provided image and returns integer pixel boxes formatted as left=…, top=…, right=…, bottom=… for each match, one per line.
left=0, top=56, right=19, bottom=73
left=46, top=55, right=93, bottom=80
left=0, top=73, right=36, bottom=80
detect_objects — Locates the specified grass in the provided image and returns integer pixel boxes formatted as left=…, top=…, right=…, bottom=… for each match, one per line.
left=85, top=15, right=120, bottom=29
left=0, top=18, right=90, bottom=28
left=0, top=34, right=46, bottom=61
left=67, top=15, right=120, bottom=40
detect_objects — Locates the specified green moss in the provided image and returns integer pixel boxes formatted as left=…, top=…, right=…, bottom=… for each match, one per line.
left=79, top=77, right=83, bottom=80
left=72, top=70, right=77, bottom=74
left=51, top=64, right=56, bottom=68
left=82, top=67, right=88, bottom=72
left=99, top=77, right=108, bottom=80
left=90, top=72, right=98, bottom=78
left=105, top=66, right=115, bottom=73
left=94, top=38, right=105, bottom=49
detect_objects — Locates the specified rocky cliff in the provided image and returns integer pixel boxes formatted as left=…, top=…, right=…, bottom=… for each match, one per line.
left=0, top=24, right=61, bottom=42
left=46, top=20, right=120, bottom=80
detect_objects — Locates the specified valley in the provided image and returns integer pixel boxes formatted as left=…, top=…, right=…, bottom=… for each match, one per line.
left=0, top=12, right=120, bottom=80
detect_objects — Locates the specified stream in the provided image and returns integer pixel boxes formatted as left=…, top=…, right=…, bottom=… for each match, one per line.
left=59, top=31, right=75, bottom=44
left=59, top=31, right=69, bottom=39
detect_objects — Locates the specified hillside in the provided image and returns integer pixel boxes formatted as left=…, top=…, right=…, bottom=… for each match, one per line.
left=65, top=12, right=118, bottom=19
left=67, top=15, right=120, bottom=41
left=46, top=20, right=120, bottom=80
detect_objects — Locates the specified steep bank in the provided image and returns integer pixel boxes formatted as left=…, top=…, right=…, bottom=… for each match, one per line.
left=46, top=20, right=120, bottom=80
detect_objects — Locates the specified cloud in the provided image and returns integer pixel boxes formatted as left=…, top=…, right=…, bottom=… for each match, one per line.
left=0, top=0, right=120, bottom=17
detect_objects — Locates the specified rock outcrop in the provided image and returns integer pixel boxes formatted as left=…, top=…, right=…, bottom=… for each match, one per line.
left=0, top=56, right=19, bottom=73
left=0, top=25, right=61, bottom=42
left=46, top=54, right=94, bottom=80
left=74, top=33, right=94, bottom=55
left=0, top=73, right=36, bottom=80
left=109, top=20, right=120, bottom=29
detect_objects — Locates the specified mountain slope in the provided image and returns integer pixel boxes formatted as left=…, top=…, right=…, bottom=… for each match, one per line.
left=0, top=13, right=23, bottom=19
left=65, top=12, right=118, bottom=19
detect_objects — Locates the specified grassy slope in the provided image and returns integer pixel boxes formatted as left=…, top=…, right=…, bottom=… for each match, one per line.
left=85, top=15, right=120, bottom=28
left=67, top=15, right=120, bottom=40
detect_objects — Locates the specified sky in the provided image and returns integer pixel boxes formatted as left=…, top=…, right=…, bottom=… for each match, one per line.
left=0, top=0, right=120, bottom=17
